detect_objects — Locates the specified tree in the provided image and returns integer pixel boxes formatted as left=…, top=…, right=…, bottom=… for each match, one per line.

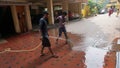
left=88, top=0, right=103, bottom=15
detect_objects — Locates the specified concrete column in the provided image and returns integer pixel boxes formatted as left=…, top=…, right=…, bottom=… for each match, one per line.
left=25, top=5, right=32, bottom=30
left=117, top=1, right=120, bottom=10
left=47, top=0, right=54, bottom=24
left=10, top=5, right=21, bottom=33
left=62, top=0, right=69, bottom=21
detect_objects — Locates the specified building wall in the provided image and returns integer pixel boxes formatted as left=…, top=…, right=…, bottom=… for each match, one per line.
left=69, top=2, right=81, bottom=18
left=0, top=0, right=88, bottom=35
left=0, top=0, right=32, bottom=34
left=82, top=0, right=88, bottom=3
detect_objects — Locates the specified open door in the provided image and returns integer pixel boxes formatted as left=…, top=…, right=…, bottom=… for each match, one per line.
left=16, top=6, right=28, bottom=33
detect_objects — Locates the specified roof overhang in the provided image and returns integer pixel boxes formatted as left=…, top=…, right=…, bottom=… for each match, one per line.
left=0, top=0, right=87, bottom=6
left=0, top=1, right=32, bottom=5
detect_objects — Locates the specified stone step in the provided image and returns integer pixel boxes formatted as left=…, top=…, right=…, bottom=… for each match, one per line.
left=117, top=39, right=120, bottom=44
left=116, top=52, right=120, bottom=68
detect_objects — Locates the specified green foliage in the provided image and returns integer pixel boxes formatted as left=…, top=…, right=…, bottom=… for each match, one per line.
left=88, top=0, right=103, bottom=14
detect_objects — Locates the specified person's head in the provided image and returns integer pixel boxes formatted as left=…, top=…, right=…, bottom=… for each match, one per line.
left=62, top=11, right=67, bottom=17
left=110, top=6, right=112, bottom=8
left=42, top=11, right=49, bottom=19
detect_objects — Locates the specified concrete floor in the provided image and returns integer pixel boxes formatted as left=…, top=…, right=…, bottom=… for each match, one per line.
left=0, top=13, right=120, bottom=68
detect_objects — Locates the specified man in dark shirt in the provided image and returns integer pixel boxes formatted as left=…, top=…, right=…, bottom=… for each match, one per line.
left=39, top=12, right=58, bottom=58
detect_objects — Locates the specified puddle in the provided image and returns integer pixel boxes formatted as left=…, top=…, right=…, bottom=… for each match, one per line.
left=85, top=47, right=108, bottom=68
left=73, top=46, right=108, bottom=68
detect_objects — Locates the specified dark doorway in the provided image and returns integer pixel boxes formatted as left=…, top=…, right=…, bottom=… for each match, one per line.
left=0, top=6, right=15, bottom=38
left=30, top=6, right=47, bottom=29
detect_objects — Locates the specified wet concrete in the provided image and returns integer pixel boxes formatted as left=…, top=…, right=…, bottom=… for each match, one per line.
left=66, top=13, right=120, bottom=68
left=66, top=13, right=120, bottom=51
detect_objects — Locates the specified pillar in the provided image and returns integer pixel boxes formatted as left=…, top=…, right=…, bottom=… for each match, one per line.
left=11, top=5, right=21, bottom=33
left=25, top=5, right=32, bottom=30
left=47, top=0, right=54, bottom=24
left=117, top=1, right=120, bottom=10
left=62, top=0, right=69, bottom=21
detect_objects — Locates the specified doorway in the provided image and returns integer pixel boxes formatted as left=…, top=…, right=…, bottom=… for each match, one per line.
left=16, top=6, right=28, bottom=33
left=0, top=6, right=15, bottom=38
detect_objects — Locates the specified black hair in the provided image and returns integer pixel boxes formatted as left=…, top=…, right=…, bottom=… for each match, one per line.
left=41, top=11, right=48, bottom=17
left=43, top=11, right=49, bottom=15
left=62, top=11, right=67, bottom=15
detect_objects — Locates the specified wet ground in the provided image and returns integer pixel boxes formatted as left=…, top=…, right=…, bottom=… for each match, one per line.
left=0, top=13, right=120, bottom=68
left=66, top=13, right=120, bottom=68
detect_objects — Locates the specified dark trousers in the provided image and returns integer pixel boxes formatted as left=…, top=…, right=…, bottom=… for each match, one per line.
left=58, top=27, right=68, bottom=39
